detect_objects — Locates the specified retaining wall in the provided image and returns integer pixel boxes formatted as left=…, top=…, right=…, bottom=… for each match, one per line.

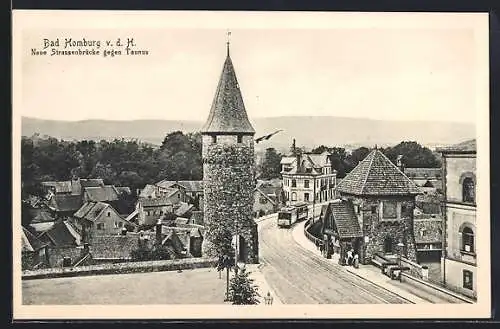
left=22, top=257, right=218, bottom=280
left=400, top=272, right=475, bottom=304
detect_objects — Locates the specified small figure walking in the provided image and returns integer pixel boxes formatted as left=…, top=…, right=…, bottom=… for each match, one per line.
left=346, top=248, right=353, bottom=266
left=353, top=253, right=359, bottom=268
left=264, top=291, right=274, bottom=305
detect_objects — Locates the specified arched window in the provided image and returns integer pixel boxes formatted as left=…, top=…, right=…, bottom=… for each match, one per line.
left=462, top=177, right=475, bottom=203
left=461, top=226, right=474, bottom=253
left=291, top=192, right=297, bottom=201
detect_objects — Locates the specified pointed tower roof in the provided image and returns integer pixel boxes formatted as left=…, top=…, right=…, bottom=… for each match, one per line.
left=336, top=149, right=422, bottom=196
left=201, top=45, right=255, bottom=135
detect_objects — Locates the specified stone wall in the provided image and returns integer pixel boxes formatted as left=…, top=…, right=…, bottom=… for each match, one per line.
left=346, top=195, right=417, bottom=264
left=47, top=246, right=84, bottom=267
left=202, top=141, right=258, bottom=264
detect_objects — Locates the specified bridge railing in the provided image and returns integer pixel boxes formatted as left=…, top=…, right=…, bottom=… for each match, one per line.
left=303, top=219, right=322, bottom=246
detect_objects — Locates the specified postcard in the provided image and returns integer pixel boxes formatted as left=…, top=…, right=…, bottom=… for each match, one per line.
left=12, top=10, right=490, bottom=319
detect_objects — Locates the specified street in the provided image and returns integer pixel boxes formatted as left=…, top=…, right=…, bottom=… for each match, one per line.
left=258, top=213, right=411, bottom=304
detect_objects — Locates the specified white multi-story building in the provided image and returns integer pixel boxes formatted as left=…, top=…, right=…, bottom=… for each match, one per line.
left=280, top=149, right=337, bottom=207
left=438, top=139, right=476, bottom=300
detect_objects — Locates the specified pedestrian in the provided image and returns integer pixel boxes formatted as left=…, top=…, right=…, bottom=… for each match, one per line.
left=346, top=248, right=353, bottom=266
left=353, top=253, right=359, bottom=268
left=264, top=291, right=274, bottom=305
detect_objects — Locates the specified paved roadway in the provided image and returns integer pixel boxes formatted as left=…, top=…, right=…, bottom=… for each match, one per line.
left=258, top=212, right=412, bottom=304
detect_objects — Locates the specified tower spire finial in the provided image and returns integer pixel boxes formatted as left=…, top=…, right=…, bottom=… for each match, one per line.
left=226, top=30, right=231, bottom=56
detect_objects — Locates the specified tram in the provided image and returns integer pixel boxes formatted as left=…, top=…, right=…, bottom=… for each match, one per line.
left=277, top=202, right=309, bottom=228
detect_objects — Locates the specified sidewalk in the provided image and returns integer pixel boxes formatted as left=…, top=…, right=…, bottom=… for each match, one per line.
left=291, top=221, right=430, bottom=304
left=246, top=264, right=283, bottom=305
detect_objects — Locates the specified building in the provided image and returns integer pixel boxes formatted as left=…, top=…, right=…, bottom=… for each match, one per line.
left=253, top=181, right=283, bottom=217
left=72, top=201, right=133, bottom=239
left=201, top=42, right=259, bottom=264
left=21, top=227, right=49, bottom=270
left=438, top=139, right=477, bottom=299
left=404, top=167, right=443, bottom=192
left=414, top=217, right=443, bottom=263
left=135, top=197, right=175, bottom=226
left=155, top=180, right=204, bottom=209
left=281, top=148, right=337, bottom=206
left=321, top=149, right=421, bottom=265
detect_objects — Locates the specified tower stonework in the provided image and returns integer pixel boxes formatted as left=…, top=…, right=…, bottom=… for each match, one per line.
left=201, top=44, right=259, bottom=264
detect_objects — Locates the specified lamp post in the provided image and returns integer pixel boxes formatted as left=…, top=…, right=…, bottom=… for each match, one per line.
left=397, top=241, right=405, bottom=267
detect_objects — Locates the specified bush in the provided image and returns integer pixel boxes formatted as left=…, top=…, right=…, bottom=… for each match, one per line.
left=228, top=268, right=260, bottom=305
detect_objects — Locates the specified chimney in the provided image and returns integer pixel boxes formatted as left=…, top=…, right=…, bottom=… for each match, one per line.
left=155, top=218, right=162, bottom=246
left=397, top=155, right=405, bottom=173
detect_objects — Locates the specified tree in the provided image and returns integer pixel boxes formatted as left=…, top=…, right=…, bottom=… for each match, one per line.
left=382, top=141, right=440, bottom=168
left=259, top=148, right=282, bottom=179
left=228, top=267, right=260, bottom=305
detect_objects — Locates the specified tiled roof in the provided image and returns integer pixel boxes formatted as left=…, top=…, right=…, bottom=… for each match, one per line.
left=175, top=203, right=194, bottom=217
left=307, top=152, right=331, bottom=168
left=139, top=184, right=158, bottom=198
left=404, top=168, right=442, bottom=179
left=178, top=181, right=204, bottom=192
left=30, top=221, right=55, bottom=233
left=22, top=227, right=48, bottom=252
left=79, top=179, right=105, bottom=188
left=32, top=209, right=55, bottom=223
left=89, top=234, right=139, bottom=260
left=437, top=139, right=476, bottom=153
left=84, top=186, right=119, bottom=202
left=139, top=197, right=173, bottom=207
left=74, top=201, right=110, bottom=222
left=42, top=181, right=73, bottom=193
left=48, top=194, right=83, bottom=212
left=201, top=52, right=255, bottom=134
left=280, top=157, right=296, bottom=165
left=115, top=186, right=132, bottom=195
left=329, top=200, right=363, bottom=239
left=39, top=220, right=81, bottom=247
left=336, top=149, right=422, bottom=196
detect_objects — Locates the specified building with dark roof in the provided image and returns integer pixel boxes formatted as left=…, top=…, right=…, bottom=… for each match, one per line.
left=321, top=149, right=422, bottom=265
left=281, top=148, right=337, bottom=207
left=22, top=227, right=49, bottom=270
left=437, top=139, right=477, bottom=299
left=73, top=201, right=133, bottom=239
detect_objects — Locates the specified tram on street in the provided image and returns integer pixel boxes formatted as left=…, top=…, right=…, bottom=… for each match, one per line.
left=277, top=202, right=309, bottom=228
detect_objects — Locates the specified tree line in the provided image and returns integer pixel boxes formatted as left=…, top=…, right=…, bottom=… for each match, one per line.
left=21, top=131, right=203, bottom=198
left=258, top=141, right=442, bottom=180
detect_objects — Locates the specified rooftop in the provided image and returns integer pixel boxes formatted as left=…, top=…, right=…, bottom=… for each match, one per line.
left=201, top=49, right=255, bottom=135
left=336, top=149, right=422, bottom=196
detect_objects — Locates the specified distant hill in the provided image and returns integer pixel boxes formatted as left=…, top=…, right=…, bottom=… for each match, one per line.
left=21, top=116, right=475, bottom=151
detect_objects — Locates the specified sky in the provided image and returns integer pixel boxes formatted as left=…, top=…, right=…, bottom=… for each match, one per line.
left=17, top=12, right=486, bottom=124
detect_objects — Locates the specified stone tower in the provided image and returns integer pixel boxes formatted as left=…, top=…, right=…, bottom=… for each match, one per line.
left=201, top=42, right=259, bottom=264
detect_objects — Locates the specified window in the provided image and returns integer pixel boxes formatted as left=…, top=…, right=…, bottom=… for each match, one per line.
left=382, top=201, right=398, bottom=219
left=461, top=226, right=475, bottom=253
left=304, top=180, right=309, bottom=188
left=462, top=177, right=475, bottom=203
left=304, top=193, right=309, bottom=201
left=463, top=270, right=473, bottom=290
left=212, top=135, right=217, bottom=144
left=114, top=221, right=119, bottom=228
left=97, top=223, right=104, bottom=230
left=291, top=192, right=297, bottom=201
left=118, top=222, right=123, bottom=228
left=371, top=206, right=377, bottom=214
left=107, top=212, right=111, bottom=217
left=237, top=135, right=243, bottom=143
left=291, top=179, right=296, bottom=187
left=160, top=210, right=163, bottom=215
left=260, top=197, right=268, bottom=204
left=146, top=211, right=150, bottom=216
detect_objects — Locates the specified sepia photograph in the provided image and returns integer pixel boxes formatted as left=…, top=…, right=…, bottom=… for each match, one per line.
left=12, top=10, right=490, bottom=319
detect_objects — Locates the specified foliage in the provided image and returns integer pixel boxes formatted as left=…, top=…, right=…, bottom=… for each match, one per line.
left=228, top=268, right=260, bottom=305
left=311, top=141, right=440, bottom=178
left=259, top=148, right=282, bottom=179
left=130, top=243, right=174, bottom=261
left=20, top=132, right=203, bottom=199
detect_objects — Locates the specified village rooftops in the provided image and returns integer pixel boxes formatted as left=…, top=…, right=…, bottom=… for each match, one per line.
left=74, top=201, right=114, bottom=222
left=155, top=180, right=204, bottom=192
left=38, top=220, right=82, bottom=247
left=336, top=149, right=422, bottom=196
left=139, top=196, right=173, bottom=208
left=437, top=139, right=476, bottom=154
left=22, top=227, right=48, bottom=252
left=48, top=194, right=83, bottom=212
left=201, top=48, right=255, bottom=135
left=83, top=186, right=120, bottom=202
